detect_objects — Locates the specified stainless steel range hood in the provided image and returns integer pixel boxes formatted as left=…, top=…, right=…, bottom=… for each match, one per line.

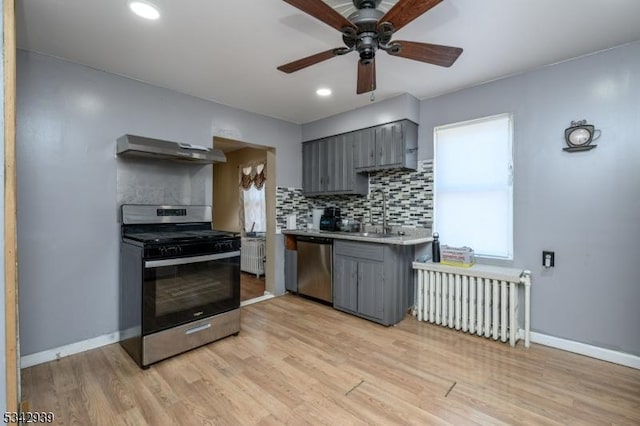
left=116, top=134, right=226, bottom=164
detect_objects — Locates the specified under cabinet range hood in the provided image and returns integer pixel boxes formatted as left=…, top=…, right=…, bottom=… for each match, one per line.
left=116, top=134, right=227, bottom=164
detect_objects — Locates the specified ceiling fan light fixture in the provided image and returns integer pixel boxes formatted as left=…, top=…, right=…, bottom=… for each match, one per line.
left=316, top=88, right=332, bottom=97
left=129, top=1, right=160, bottom=20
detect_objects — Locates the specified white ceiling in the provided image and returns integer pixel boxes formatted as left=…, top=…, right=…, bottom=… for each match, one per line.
left=16, top=0, right=640, bottom=124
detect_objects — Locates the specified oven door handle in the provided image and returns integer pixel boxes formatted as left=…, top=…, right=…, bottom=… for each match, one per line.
left=145, top=251, right=240, bottom=268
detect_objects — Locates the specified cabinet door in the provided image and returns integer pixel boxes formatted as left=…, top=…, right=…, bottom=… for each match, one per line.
left=357, top=260, right=384, bottom=320
left=329, top=134, right=353, bottom=192
left=353, top=127, right=376, bottom=169
left=317, top=139, right=329, bottom=192
left=376, top=122, right=404, bottom=167
left=325, top=136, right=339, bottom=192
left=302, top=142, right=313, bottom=193
left=304, top=140, right=327, bottom=194
left=333, top=256, right=358, bottom=312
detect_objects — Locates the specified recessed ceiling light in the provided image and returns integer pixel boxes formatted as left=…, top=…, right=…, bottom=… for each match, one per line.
left=129, top=1, right=160, bottom=20
left=316, top=88, right=332, bottom=97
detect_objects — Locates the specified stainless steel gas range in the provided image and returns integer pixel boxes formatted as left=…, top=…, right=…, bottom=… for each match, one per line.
left=119, top=204, right=241, bottom=368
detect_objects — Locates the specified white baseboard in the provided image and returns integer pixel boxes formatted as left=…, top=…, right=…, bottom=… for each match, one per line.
left=21, top=295, right=278, bottom=368
left=521, top=329, right=640, bottom=370
left=21, top=331, right=122, bottom=369
left=21, top=315, right=638, bottom=371
left=241, top=291, right=275, bottom=307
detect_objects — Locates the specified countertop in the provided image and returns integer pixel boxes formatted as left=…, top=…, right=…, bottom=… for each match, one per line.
left=281, top=229, right=432, bottom=246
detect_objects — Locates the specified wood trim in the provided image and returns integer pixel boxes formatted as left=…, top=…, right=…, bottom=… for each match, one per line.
left=264, top=149, right=276, bottom=295
left=284, top=234, right=296, bottom=250
left=4, top=0, right=19, bottom=412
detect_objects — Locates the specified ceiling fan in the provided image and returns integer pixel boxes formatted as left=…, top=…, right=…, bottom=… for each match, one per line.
left=277, top=0, right=463, bottom=94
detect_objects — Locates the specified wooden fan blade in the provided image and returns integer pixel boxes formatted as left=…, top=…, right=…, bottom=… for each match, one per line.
left=277, top=49, right=341, bottom=73
left=379, top=0, right=442, bottom=32
left=357, top=58, right=376, bottom=94
left=283, top=0, right=356, bottom=32
left=388, top=41, right=462, bottom=67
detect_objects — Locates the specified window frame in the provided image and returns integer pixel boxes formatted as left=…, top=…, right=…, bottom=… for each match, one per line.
left=433, top=112, right=514, bottom=260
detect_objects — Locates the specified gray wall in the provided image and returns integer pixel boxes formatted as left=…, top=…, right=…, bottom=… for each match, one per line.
left=16, top=50, right=301, bottom=355
left=302, top=93, right=420, bottom=141
left=420, top=41, right=640, bottom=356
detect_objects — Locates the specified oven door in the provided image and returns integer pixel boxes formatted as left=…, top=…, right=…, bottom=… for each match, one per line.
left=142, top=251, right=240, bottom=335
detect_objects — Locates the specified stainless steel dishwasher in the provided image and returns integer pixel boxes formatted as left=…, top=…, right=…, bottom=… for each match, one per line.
left=296, top=236, right=333, bottom=304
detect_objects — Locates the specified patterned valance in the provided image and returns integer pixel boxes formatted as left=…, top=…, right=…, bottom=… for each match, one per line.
left=240, top=162, right=266, bottom=190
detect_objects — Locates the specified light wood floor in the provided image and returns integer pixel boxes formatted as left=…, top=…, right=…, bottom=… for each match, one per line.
left=22, top=295, right=640, bottom=425
left=241, top=272, right=265, bottom=301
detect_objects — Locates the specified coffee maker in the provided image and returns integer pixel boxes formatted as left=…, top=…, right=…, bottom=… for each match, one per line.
left=319, top=207, right=341, bottom=231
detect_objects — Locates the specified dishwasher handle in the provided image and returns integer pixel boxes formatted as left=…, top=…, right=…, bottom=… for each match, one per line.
left=296, top=236, right=333, bottom=245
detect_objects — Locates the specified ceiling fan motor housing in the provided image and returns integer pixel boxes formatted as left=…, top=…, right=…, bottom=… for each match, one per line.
left=352, top=0, right=382, bottom=9
left=357, top=33, right=376, bottom=63
left=347, top=5, right=385, bottom=63
left=348, top=5, right=384, bottom=30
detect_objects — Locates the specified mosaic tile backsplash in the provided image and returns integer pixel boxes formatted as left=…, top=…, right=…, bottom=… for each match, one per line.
left=276, top=160, right=433, bottom=230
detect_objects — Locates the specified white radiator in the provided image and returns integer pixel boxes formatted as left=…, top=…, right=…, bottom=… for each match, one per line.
left=412, top=262, right=531, bottom=347
left=241, top=238, right=265, bottom=278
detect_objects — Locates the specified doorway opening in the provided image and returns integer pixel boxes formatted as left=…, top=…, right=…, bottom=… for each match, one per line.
left=212, top=137, right=276, bottom=304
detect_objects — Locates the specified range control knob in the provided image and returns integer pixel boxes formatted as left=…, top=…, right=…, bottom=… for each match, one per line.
left=215, top=241, right=232, bottom=252
left=159, top=246, right=181, bottom=256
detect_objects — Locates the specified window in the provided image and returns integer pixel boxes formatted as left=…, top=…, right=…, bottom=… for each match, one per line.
left=243, top=185, right=266, bottom=233
left=434, top=113, right=513, bottom=259
left=240, top=163, right=267, bottom=233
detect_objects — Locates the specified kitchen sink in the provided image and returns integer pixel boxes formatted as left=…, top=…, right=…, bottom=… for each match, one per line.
left=327, top=231, right=395, bottom=238
left=356, top=232, right=394, bottom=238
left=320, top=231, right=397, bottom=239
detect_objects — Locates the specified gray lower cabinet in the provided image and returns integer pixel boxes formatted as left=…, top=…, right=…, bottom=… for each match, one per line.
left=356, top=259, right=384, bottom=320
left=333, top=255, right=358, bottom=312
left=333, top=240, right=414, bottom=326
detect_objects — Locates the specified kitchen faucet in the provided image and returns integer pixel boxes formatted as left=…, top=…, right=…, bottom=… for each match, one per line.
left=371, top=188, right=391, bottom=234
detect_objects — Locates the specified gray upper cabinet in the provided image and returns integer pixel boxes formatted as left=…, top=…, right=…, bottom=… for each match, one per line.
left=301, top=142, right=314, bottom=193
left=353, top=127, right=376, bottom=169
left=302, top=134, right=368, bottom=196
left=354, top=119, right=418, bottom=172
left=302, top=119, right=417, bottom=196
